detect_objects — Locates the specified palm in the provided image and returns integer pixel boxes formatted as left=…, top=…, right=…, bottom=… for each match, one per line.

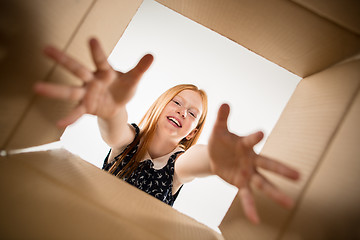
left=209, top=104, right=300, bottom=224
left=210, top=129, right=256, bottom=187
left=34, top=38, right=153, bottom=127
left=79, top=66, right=140, bottom=118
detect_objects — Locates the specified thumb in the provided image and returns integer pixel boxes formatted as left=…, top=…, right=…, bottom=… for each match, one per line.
left=214, top=103, right=230, bottom=131
left=243, top=131, right=264, bottom=148
left=129, top=54, right=154, bottom=77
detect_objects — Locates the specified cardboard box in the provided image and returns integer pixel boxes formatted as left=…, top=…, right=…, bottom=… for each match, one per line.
left=1, top=0, right=359, bottom=239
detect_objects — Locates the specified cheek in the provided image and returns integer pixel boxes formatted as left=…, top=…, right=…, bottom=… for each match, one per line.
left=161, top=104, right=174, bottom=115
left=186, top=118, right=199, bottom=130
left=165, top=103, right=177, bottom=112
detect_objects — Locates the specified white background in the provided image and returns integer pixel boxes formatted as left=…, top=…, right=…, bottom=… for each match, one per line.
left=60, top=0, right=301, bottom=232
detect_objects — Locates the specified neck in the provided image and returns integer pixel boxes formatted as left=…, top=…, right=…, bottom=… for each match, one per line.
left=147, top=128, right=179, bottom=159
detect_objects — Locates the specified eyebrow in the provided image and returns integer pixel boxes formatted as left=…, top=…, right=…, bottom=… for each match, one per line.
left=175, top=95, right=201, bottom=114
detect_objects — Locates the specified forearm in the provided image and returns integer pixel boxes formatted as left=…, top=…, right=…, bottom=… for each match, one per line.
left=175, top=144, right=214, bottom=184
left=97, top=106, right=134, bottom=149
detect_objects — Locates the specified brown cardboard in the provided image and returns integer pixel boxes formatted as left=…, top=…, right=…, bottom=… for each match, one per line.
left=3, top=0, right=360, bottom=148
left=292, top=0, right=360, bottom=34
left=280, top=81, right=360, bottom=239
left=0, top=0, right=94, bottom=150
left=1, top=0, right=143, bottom=150
left=1, top=0, right=360, bottom=239
left=219, top=59, right=360, bottom=239
left=155, top=0, right=360, bottom=77
left=0, top=149, right=223, bottom=239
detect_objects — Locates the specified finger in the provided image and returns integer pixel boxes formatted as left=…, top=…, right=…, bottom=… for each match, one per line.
left=44, top=46, right=93, bottom=82
left=255, top=155, right=300, bottom=180
left=127, top=54, right=154, bottom=79
left=57, top=105, right=86, bottom=128
left=34, top=82, right=86, bottom=101
left=232, top=169, right=248, bottom=189
left=252, top=174, right=294, bottom=208
left=242, top=131, right=264, bottom=148
left=89, top=38, right=112, bottom=71
left=214, top=103, right=230, bottom=131
left=238, top=187, right=260, bottom=224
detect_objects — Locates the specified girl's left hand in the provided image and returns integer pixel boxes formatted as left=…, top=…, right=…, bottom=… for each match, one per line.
left=208, top=104, right=300, bottom=224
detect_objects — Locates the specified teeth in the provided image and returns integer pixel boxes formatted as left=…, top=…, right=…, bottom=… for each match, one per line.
left=168, top=117, right=181, bottom=127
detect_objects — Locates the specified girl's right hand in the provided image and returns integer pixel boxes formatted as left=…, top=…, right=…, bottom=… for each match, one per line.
left=34, top=38, right=153, bottom=128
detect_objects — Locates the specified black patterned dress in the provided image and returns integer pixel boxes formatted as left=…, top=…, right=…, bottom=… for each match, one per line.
left=102, top=124, right=184, bottom=206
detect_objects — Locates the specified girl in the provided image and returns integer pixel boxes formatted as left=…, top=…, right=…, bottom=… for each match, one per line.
left=34, top=38, right=300, bottom=224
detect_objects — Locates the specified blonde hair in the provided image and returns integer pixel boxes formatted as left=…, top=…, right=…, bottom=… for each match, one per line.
left=109, top=84, right=208, bottom=178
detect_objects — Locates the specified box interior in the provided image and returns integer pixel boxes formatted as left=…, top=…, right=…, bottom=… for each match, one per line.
left=1, top=0, right=359, bottom=239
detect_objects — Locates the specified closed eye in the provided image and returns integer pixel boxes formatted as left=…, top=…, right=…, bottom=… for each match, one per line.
left=189, top=111, right=196, bottom=118
left=173, top=100, right=181, bottom=106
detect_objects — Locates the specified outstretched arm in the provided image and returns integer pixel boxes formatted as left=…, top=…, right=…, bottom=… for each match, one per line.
left=34, top=38, right=153, bottom=150
left=175, top=104, right=300, bottom=224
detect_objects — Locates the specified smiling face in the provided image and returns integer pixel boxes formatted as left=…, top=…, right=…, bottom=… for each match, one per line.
left=158, top=89, right=203, bottom=143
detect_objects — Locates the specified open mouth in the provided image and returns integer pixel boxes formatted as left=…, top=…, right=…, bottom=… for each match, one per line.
left=167, top=116, right=182, bottom=128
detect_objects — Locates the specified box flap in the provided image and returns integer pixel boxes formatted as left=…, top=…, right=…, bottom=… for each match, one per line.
left=0, top=149, right=223, bottom=239
left=0, top=0, right=93, bottom=149
left=1, top=0, right=143, bottom=150
left=156, top=0, right=360, bottom=77
left=219, top=59, right=360, bottom=239
left=281, top=78, right=360, bottom=239
left=292, top=0, right=360, bottom=35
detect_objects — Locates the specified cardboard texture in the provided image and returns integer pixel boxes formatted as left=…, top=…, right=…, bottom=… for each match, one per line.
left=1, top=0, right=360, bottom=239
left=219, top=59, right=360, bottom=239
left=292, top=0, right=360, bottom=34
left=0, top=0, right=94, bottom=150
left=1, top=0, right=143, bottom=150
left=281, top=78, right=360, bottom=240
left=0, top=149, right=223, bottom=239
left=156, top=0, right=360, bottom=77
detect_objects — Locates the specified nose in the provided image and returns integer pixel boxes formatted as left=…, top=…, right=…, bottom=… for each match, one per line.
left=177, top=107, right=187, bottom=118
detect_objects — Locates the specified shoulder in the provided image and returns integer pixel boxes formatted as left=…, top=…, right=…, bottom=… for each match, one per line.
left=130, top=123, right=140, bottom=134
left=108, top=123, right=140, bottom=160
